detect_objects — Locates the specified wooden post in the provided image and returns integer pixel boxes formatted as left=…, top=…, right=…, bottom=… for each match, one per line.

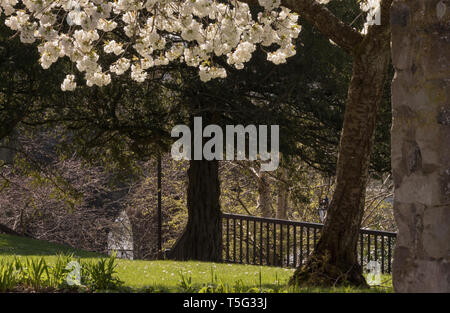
left=157, top=154, right=162, bottom=252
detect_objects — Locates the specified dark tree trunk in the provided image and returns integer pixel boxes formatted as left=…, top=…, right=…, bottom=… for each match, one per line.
left=168, top=159, right=222, bottom=261
left=290, top=9, right=392, bottom=287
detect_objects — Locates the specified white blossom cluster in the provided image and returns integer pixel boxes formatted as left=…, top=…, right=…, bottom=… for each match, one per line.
left=360, top=0, right=381, bottom=34
left=0, top=0, right=302, bottom=91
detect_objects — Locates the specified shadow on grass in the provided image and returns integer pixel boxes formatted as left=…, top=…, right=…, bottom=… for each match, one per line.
left=0, top=234, right=104, bottom=258
left=104, top=283, right=392, bottom=293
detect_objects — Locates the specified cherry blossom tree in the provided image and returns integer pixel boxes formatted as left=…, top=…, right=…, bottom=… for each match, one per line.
left=1, top=0, right=303, bottom=89
left=1, top=0, right=391, bottom=286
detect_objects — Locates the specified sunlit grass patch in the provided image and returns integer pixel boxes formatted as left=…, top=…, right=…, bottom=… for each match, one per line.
left=0, top=234, right=392, bottom=293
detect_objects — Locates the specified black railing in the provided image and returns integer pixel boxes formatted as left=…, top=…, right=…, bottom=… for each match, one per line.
left=106, top=249, right=134, bottom=259
left=222, top=213, right=397, bottom=274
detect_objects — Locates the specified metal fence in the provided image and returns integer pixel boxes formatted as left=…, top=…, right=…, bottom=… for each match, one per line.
left=222, top=213, right=396, bottom=274
left=105, top=249, right=134, bottom=259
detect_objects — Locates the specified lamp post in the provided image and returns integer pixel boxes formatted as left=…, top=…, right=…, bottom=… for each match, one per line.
left=157, top=154, right=162, bottom=252
left=318, top=196, right=329, bottom=223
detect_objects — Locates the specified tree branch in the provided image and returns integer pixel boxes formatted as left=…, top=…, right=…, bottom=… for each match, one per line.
left=239, top=0, right=364, bottom=54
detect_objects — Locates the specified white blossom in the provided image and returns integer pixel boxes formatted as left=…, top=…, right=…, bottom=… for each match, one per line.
left=104, top=40, right=124, bottom=55
left=0, top=0, right=307, bottom=90
left=61, top=74, right=77, bottom=91
left=110, top=57, right=131, bottom=75
left=360, top=0, right=381, bottom=34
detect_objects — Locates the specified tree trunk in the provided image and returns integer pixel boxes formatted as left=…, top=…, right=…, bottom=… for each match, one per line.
left=168, top=159, right=222, bottom=261
left=391, top=0, right=450, bottom=292
left=276, top=168, right=289, bottom=220
left=290, top=20, right=392, bottom=287
left=257, top=171, right=273, bottom=218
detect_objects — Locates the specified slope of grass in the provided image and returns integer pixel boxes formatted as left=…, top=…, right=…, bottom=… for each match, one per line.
left=0, top=234, right=392, bottom=293
left=0, top=234, right=102, bottom=258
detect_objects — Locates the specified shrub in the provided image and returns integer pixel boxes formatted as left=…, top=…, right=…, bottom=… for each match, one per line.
left=82, top=254, right=123, bottom=291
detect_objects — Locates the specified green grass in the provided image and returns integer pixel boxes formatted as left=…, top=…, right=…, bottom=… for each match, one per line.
left=111, top=260, right=392, bottom=293
left=115, top=260, right=295, bottom=292
left=0, top=234, right=392, bottom=293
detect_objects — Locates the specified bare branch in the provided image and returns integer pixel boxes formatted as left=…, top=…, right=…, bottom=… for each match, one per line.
left=239, top=0, right=364, bottom=53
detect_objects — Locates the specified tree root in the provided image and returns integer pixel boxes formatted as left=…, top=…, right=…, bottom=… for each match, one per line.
left=289, top=253, right=369, bottom=289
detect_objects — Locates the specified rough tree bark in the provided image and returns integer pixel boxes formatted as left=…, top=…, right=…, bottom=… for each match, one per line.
left=257, top=171, right=273, bottom=218
left=248, top=165, right=274, bottom=217
left=168, top=159, right=222, bottom=261
left=391, top=0, right=450, bottom=292
left=276, top=168, right=289, bottom=220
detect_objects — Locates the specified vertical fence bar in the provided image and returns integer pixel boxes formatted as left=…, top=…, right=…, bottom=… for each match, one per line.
left=367, top=234, right=371, bottom=264
left=226, top=217, right=230, bottom=262
left=273, top=223, right=277, bottom=265
left=306, top=227, right=310, bottom=257
left=259, top=221, right=263, bottom=265
left=360, top=233, right=364, bottom=268
left=233, top=217, right=236, bottom=263
left=388, top=237, right=392, bottom=273
left=239, top=219, right=243, bottom=263
left=313, top=228, right=317, bottom=247
left=381, top=235, right=385, bottom=274
left=253, top=220, right=257, bottom=265
left=266, top=222, right=270, bottom=265
left=300, top=226, right=304, bottom=266
left=280, top=224, right=283, bottom=267
left=293, top=226, right=297, bottom=268
left=157, top=155, right=162, bottom=252
left=286, top=225, right=290, bottom=267
left=374, top=235, right=378, bottom=262
left=246, top=219, right=249, bottom=264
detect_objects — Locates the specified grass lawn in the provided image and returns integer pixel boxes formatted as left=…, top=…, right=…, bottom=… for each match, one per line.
left=0, top=234, right=392, bottom=293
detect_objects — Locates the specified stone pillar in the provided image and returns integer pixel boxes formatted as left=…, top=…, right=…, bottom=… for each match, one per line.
left=391, top=0, right=450, bottom=292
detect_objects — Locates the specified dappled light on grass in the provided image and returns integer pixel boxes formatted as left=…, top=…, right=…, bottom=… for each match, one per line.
left=114, top=260, right=296, bottom=292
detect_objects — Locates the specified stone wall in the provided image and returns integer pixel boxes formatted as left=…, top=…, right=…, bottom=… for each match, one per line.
left=391, top=0, right=450, bottom=292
